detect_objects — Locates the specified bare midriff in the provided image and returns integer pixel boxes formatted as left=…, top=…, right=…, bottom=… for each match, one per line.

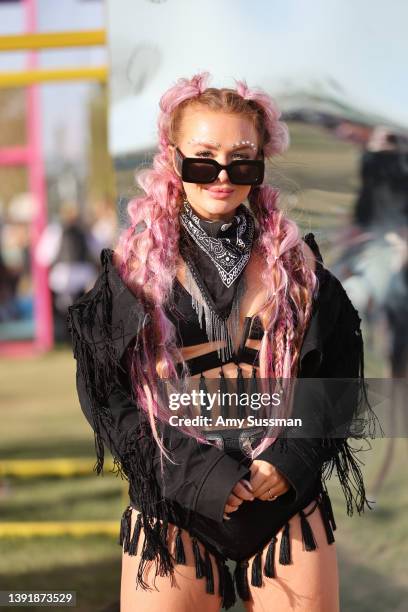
left=178, top=338, right=262, bottom=379
left=175, top=248, right=267, bottom=378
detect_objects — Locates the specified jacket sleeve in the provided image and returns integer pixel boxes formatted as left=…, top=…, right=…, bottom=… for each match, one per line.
left=67, top=285, right=250, bottom=526
left=257, top=278, right=377, bottom=515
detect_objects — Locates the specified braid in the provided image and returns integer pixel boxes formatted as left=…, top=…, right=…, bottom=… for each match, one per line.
left=248, top=184, right=316, bottom=379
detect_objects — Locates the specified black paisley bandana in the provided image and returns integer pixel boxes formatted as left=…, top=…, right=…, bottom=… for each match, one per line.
left=179, top=198, right=255, bottom=289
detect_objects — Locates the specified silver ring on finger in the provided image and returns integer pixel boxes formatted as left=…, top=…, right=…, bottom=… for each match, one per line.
left=268, top=488, right=278, bottom=501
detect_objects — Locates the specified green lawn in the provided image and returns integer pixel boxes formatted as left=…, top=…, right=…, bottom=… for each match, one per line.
left=0, top=535, right=121, bottom=612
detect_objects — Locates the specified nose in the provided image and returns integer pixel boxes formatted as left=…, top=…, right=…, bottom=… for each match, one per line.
left=217, top=168, right=229, bottom=182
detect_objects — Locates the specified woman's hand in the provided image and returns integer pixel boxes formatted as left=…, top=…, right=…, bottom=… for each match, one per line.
left=249, top=460, right=291, bottom=501
left=223, top=479, right=254, bottom=520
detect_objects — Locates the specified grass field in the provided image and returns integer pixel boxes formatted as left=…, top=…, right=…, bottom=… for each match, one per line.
left=0, top=122, right=406, bottom=611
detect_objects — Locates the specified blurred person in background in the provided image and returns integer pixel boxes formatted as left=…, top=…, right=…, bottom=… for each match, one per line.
left=89, top=197, right=118, bottom=256
left=354, top=125, right=408, bottom=229
left=0, top=240, right=20, bottom=323
left=36, top=201, right=99, bottom=342
left=0, top=194, right=34, bottom=331
left=333, top=125, right=408, bottom=378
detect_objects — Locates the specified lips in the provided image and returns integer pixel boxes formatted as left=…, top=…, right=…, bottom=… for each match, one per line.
left=205, top=187, right=235, bottom=200
left=207, top=188, right=234, bottom=198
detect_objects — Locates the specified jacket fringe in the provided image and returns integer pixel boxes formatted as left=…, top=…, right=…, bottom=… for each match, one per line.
left=117, top=464, right=336, bottom=604
left=234, top=560, right=251, bottom=601
left=319, top=492, right=336, bottom=545
left=231, top=491, right=336, bottom=597
left=216, top=556, right=236, bottom=609
left=279, top=521, right=292, bottom=565
left=250, top=550, right=263, bottom=587
left=67, top=250, right=175, bottom=590
left=67, top=250, right=119, bottom=476
left=303, top=233, right=383, bottom=518
left=204, top=548, right=215, bottom=594
left=319, top=313, right=381, bottom=518
left=299, top=509, right=318, bottom=551
left=192, top=536, right=206, bottom=579
left=175, top=527, right=186, bottom=564
left=263, top=536, right=277, bottom=578
left=121, top=508, right=237, bottom=608
left=331, top=285, right=382, bottom=515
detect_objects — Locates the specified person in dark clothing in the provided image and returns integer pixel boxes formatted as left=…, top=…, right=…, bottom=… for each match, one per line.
left=333, top=125, right=408, bottom=379
left=37, top=203, right=98, bottom=342
left=67, top=73, right=379, bottom=611
left=354, top=138, right=408, bottom=229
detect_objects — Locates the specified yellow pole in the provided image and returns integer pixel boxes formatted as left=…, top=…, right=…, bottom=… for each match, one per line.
left=0, top=521, right=118, bottom=538
left=0, top=30, right=106, bottom=51
left=0, top=457, right=115, bottom=477
left=0, top=66, right=107, bottom=88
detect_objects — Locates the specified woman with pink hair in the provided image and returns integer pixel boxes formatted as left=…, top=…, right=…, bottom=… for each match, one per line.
left=68, top=72, right=378, bottom=610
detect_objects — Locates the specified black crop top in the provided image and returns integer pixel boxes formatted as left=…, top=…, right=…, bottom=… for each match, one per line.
left=164, top=276, right=264, bottom=377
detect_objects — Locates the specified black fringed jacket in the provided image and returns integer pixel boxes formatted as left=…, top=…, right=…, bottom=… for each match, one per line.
left=67, top=233, right=377, bottom=599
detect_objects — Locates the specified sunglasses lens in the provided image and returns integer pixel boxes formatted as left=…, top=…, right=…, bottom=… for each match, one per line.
left=229, top=163, right=263, bottom=185
left=183, top=161, right=217, bottom=183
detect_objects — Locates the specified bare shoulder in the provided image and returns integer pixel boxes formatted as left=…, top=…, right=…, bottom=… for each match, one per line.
left=301, top=239, right=317, bottom=272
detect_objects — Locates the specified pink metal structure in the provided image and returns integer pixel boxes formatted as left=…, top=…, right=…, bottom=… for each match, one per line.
left=0, top=0, right=53, bottom=356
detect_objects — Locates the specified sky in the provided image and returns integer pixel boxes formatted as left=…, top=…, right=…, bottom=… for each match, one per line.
left=107, top=0, right=408, bottom=155
left=1, top=0, right=407, bottom=159
left=0, top=0, right=106, bottom=161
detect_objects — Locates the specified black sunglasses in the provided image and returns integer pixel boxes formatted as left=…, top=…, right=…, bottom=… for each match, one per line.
left=174, top=146, right=265, bottom=186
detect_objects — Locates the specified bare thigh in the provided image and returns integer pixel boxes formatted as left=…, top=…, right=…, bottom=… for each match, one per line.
left=120, top=508, right=222, bottom=612
left=244, top=499, right=340, bottom=612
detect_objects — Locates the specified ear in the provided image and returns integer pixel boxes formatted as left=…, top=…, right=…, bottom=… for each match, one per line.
left=168, top=145, right=181, bottom=177
left=167, top=144, right=174, bottom=165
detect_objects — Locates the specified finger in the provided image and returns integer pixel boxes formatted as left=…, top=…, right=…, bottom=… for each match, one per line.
left=224, top=504, right=239, bottom=513
left=249, top=463, right=259, bottom=475
left=252, top=478, right=281, bottom=499
left=259, top=493, right=279, bottom=502
left=257, top=483, right=289, bottom=501
left=254, top=478, right=288, bottom=499
left=249, top=469, right=267, bottom=494
left=232, top=481, right=255, bottom=501
left=240, top=479, right=254, bottom=493
left=251, top=474, right=280, bottom=498
left=226, top=493, right=243, bottom=508
left=257, top=489, right=281, bottom=502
